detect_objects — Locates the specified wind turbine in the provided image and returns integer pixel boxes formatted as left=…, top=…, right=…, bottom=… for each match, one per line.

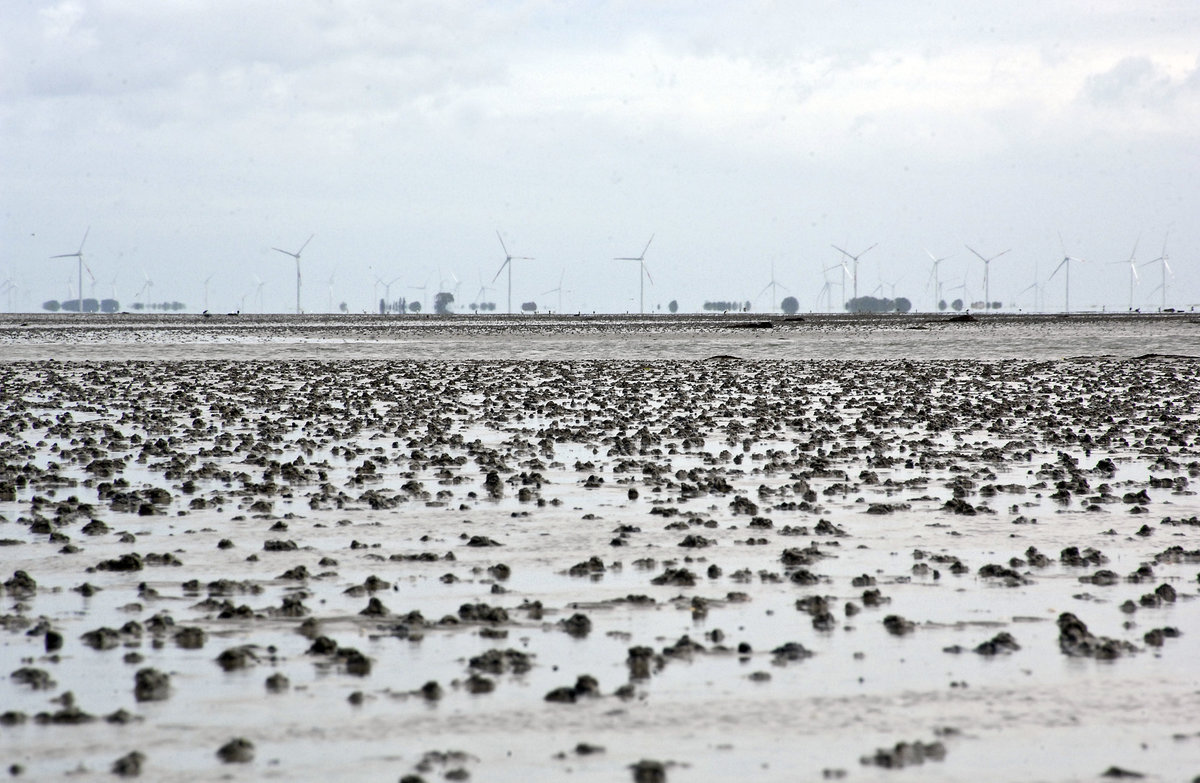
left=492, top=231, right=532, bottom=314
left=136, top=272, right=153, bottom=310
left=203, top=274, right=214, bottom=311
left=831, top=243, right=876, bottom=303
left=1113, top=236, right=1140, bottom=311
left=51, top=228, right=89, bottom=314
left=614, top=234, right=655, bottom=314
left=472, top=272, right=496, bottom=312
left=326, top=272, right=336, bottom=313
left=1017, top=259, right=1044, bottom=313
left=376, top=275, right=401, bottom=313
left=541, top=269, right=567, bottom=313
left=272, top=234, right=313, bottom=315
left=756, top=262, right=789, bottom=312
left=253, top=275, right=266, bottom=313
left=924, top=249, right=952, bottom=311
left=1142, top=231, right=1172, bottom=311
left=408, top=279, right=428, bottom=313
left=965, top=245, right=1010, bottom=312
left=1050, top=233, right=1086, bottom=313
left=815, top=262, right=839, bottom=313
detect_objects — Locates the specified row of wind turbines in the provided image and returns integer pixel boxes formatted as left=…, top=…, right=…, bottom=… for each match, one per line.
left=832, top=232, right=1174, bottom=314
left=490, top=231, right=654, bottom=314
left=50, top=228, right=156, bottom=309
left=45, top=227, right=1178, bottom=315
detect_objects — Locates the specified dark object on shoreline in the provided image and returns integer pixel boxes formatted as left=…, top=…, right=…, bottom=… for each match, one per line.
left=942, top=313, right=977, bottom=323
left=723, top=321, right=773, bottom=329
left=1129, top=353, right=1200, bottom=361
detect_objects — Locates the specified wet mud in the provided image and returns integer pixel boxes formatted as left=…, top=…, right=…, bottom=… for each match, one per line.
left=1, top=315, right=1199, bottom=781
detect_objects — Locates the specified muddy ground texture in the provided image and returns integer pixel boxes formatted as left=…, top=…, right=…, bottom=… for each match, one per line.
left=2, top=358, right=1200, bottom=781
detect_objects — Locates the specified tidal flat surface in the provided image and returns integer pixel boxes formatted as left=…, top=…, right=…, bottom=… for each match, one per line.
left=1, top=314, right=1199, bottom=782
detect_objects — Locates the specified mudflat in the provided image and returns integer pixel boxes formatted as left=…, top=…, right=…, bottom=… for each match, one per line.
left=1, top=314, right=1199, bottom=781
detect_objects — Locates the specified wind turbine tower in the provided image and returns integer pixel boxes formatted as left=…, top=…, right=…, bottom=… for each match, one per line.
left=614, top=234, right=655, bottom=314
left=831, top=243, right=876, bottom=303
left=492, top=231, right=533, bottom=314
left=756, top=262, right=789, bottom=312
left=924, top=249, right=951, bottom=311
left=1116, top=237, right=1140, bottom=311
left=273, top=234, right=313, bottom=315
left=965, top=245, right=1010, bottom=311
left=1143, top=231, right=1172, bottom=311
left=51, top=228, right=89, bottom=313
left=1050, top=234, right=1086, bottom=313
left=541, top=269, right=567, bottom=313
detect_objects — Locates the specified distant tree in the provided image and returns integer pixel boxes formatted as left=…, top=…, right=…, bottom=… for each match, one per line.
left=42, top=300, right=60, bottom=312
left=668, top=300, right=678, bottom=313
left=379, top=298, right=386, bottom=315
left=845, top=296, right=893, bottom=313
left=520, top=301, right=537, bottom=312
left=781, top=296, right=800, bottom=315
left=990, top=300, right=1001, bottom=311
left=894, top=297, right=912, bottom=313
left=408, top=301, right=421, bottom=313
left=951, top=298, right=964, bottom=312
left=434, top=292, right=454, bottom=314
left=100, top=299, right=119, bottom=313
left=703, top=301, right=743, bottom=312
left=938, top=299, right=948, bottom=311
left=339, top=302, right=348, bottom=313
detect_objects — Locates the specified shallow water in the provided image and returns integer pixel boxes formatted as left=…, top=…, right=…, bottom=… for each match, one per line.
left=2, top=311, right=1199, bottom=360
left=1, top=316, right=1199, bottom=782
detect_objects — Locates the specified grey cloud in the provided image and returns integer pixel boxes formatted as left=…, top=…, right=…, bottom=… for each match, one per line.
left=1081, top=56, right=1184, bottom=108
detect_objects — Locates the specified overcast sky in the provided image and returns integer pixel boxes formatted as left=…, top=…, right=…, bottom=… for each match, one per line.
left=3, top=1, right=1198, bottom=314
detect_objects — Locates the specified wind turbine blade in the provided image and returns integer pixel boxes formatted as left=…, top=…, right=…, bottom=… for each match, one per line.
left=272, top=247, right=296, bottom=258
left=924, top=248, right=938, bottom=263
left=641, top=234, right=655, bottom=258
left=1048, top=259, right=1067, bottom=280
left=490, top=261, right=508, bottom=284
left=831, top=244, right=852, bottom=258
left=613, top=257, right=639, bottom=261
left=78, top=227, right=90, bottom=253
left=965, top=245, right=987, bottom=263
left=496, top=231, right=510, bottom=258
left=298, top=234, right=314, bottom=255
left=643, top=264, right=654, bottom=286
left=861, top=243, right=878, bottom=256
left=993, top=249, right=1011, bottom=261
left=50, top=253, right=78, bottom=259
